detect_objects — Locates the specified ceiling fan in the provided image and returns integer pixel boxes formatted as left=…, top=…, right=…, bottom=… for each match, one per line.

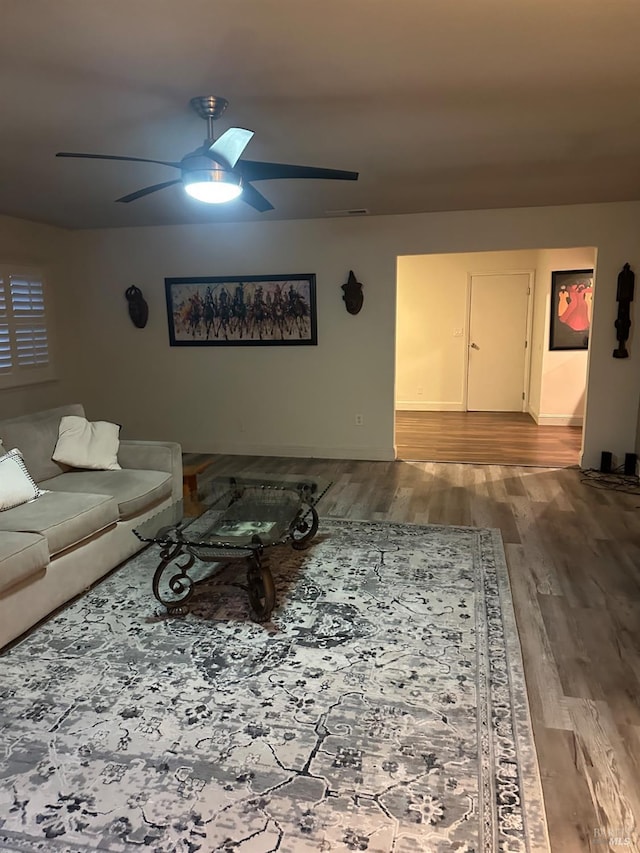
left=56, top=95, right=359, bottom=212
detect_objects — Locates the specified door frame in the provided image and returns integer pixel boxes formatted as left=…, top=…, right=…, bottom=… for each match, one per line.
left=463, top=269, right=536, bottom=412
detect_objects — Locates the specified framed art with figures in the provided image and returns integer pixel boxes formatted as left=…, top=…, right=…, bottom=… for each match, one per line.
left=165, top=273, right=317, bottom=346
left=549, top=269, right=594, bottom=351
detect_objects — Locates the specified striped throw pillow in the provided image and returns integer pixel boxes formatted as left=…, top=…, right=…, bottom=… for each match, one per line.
left=0, top=448, right=44, bottom=511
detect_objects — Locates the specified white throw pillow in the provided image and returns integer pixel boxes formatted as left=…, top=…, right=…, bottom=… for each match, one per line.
left=52, top=416, right=121, bottom=471
left=0, top=448, right=44, bottom=510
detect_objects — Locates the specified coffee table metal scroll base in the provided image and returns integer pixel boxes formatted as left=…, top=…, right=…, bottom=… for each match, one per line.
left=139, top=479, right=319, bottom=622
left=149, top=501, right=319, bottom=623
left=246, top=549, right=276, bottom=622
left=151, top=542, right=197, bottom=616
left=151, top=542, right=274, bottom=622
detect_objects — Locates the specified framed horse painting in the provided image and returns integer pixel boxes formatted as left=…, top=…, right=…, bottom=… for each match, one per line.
left=165, top=274, right=317, bottom=346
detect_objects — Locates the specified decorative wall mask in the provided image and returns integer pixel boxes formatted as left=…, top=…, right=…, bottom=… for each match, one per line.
left=613, top=263, right=634, bottom=358
left=125, top=285, right=149, bottom=329
left=341, top=270, right=363, bottom=315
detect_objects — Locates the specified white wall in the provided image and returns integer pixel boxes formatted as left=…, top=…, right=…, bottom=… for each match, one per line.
left=3, top=200, right=640, bottom=469
left=531, top=247, right=596, bottom=425
left=395, top=247, right=596, bottom=425
left=62, top=219, right=396, bottom=460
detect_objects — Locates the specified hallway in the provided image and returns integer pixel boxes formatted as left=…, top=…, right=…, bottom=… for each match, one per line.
left=395, top=410, right=582, bottom=467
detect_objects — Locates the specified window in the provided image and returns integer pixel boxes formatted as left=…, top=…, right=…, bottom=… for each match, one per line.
left=0, top=266, right=54, bottom=389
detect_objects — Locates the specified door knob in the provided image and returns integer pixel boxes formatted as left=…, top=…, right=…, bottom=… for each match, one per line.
left=470, top=342, right=480, bottom=350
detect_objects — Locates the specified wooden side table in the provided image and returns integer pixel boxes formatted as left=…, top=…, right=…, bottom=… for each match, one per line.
left=182, top=454, right=216, bottom=514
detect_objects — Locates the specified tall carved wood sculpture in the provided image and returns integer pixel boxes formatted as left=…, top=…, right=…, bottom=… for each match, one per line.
left=613, top=263, right=634, bottom=358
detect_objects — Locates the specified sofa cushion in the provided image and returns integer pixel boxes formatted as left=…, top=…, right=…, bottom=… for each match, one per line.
left=40, top=469, right=172, bottom=520
left=53, top=416, right=122, bottom=471
left=0, top=491, right=118, bottom=557
left=0, top=532, right=49, bottom=594
left=0, top=448, right=44, bottom=510
left=0, top=404, right=85, bottom=483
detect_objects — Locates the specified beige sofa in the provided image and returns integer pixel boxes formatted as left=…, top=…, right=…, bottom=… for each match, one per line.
left=0, top=404, right=182, bottom=651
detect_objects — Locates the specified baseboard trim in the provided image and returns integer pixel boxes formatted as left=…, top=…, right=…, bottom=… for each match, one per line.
left=209, top=443, right=396, bottom=461
left=396, top=401, right=465, bottom=412
left=531, top=414, right=584, bottom=427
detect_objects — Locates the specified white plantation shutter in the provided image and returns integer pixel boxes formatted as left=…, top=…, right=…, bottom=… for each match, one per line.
left=11, top=276, right=49, bottom=368
left=0, top=275, right=11, bottom=374
left=0, top=266, right=54, bottom=388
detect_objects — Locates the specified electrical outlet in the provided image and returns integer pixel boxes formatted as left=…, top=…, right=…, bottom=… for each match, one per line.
left=453, top=328, right=464, bottom=337
left=355, top=413, right=364, bottom=426
left=417, top=386, right=424, bottom=396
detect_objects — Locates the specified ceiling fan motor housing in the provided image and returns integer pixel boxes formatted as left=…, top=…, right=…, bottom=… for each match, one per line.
left=180, top=150, right=241, bottom=188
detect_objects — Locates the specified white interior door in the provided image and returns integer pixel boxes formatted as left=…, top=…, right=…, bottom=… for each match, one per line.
left=467, top=272, right=531, bottom=411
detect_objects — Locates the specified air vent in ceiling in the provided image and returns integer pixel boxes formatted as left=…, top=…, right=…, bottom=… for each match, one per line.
left=324, top=208, right=369, bottom=216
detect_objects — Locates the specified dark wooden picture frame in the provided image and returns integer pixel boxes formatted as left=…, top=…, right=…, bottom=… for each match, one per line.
left=549, top=269, right=594, bottom=351
left=165, top=273, right=317, bottom=346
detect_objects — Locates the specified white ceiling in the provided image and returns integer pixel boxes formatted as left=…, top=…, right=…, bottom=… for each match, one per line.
left=2, top=0, right=640, bottom=230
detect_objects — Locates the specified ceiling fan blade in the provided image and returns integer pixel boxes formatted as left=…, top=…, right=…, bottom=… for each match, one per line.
left=236, top=160, right=359, bottom=183
left=241, top=182, right=274, bottom=212
left=56, top=152, right=181, bottom=169
left=207, top=128, right=254, bottom=169
left=116, top=179, right=182, bottom=203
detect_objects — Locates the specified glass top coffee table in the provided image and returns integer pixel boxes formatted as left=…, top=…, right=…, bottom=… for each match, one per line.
left=133, top=474, right=331, bottom=622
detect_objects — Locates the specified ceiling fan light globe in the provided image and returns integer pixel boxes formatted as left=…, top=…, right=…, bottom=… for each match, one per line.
left=182, top=167, right=242, bottom=204
left=185, top=182, right=242, bottom=203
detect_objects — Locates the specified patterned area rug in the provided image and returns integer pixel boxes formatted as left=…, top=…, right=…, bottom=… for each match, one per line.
left=0, top=520, right=549, bottom=852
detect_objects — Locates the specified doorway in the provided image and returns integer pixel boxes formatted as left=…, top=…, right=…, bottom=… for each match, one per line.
left=394, top=248, right=595, bottom=466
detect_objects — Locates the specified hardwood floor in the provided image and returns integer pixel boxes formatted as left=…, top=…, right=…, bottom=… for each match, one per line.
left=197, top=453, right=640, bottom=852
left=395, top=410, right=583, bottom=467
